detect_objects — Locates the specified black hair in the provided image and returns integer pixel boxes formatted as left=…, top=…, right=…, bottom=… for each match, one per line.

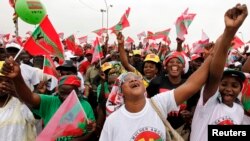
left=141, top=61, right=162, bottom=75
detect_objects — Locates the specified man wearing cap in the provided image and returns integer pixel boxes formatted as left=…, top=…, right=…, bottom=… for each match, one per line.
left=1, top=56, right=96, bottom=140
left=56, top=60, right=85, bottom=95
left=131, top=49, right=144, bottom=74
left=78, top=49, right=93, bottom=76
left=5, top=42, right=40, bottom=91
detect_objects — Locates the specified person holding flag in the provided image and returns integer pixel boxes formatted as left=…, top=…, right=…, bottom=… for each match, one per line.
left=1, top=55, right=96, bottom=141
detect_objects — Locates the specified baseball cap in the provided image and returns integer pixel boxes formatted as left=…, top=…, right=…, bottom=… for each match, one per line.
left=144, top=53, right=160, bottom=63
left=101, top=62, right=113, bottom=72
left=223, top=68, right=246, bottom=83
left=5, top=42, right=21, bottom=50
left=132, top=50, right=141, bottom=56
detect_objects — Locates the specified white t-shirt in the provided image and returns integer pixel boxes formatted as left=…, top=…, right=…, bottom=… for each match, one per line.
left=190, top=87, right=244, bottom=141
left=242, top=114, right=250, bottom=125
left=20, top=63, right=40, bottom=91
left=99, top=90, right=177, bottom=141
left=0, top=97, right=36, bottom=141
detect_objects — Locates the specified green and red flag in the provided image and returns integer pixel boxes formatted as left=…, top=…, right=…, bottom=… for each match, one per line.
left=147, top=31, right=155, bottom=40
left=92, top=28, right=107, bottom=36
left=43, top=55, right=58, bottom=79
left=109, top=7, right=130, bottom=34
left=91, top=37, right=103, bottom=64
left=23, top=15, right=64, bottom=63
left=65, top=34, right=76, bottom=52
left=126, top=36, right=134, bottom=43
left=36, top=90, right=88, bottom=141
left=175, top=8, right=196, bottom=40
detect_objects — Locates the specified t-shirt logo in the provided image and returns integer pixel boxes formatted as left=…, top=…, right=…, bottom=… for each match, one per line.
left=213, top=116, right=234, bottom=125
left=131, top=127, right=164, bottom=141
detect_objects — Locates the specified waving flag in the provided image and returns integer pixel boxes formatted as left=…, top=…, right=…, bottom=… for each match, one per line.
left=58, top=32, right=64, bottom=40
left=232, top=36, right=244, bottom=49
left=147, top=31, right=155, bottom=40
left=109, top=7, right=130, bottom=33
left=36, top=90, right=88, bottom=141
left=126, top=36, right=134, bottom=43
left=78, top=36, right=88, bottom=44
left=92, top=28, right=107, bottom=36
left=175, top=8, right=196, bottom=40
left=24, top=15, right=64, bottom=63
left=91, top=37, right=103, bottom=64
left=137, top=31, right=146, bottom=40
left=65, top=35, right=76, bottom=52
left=190, top=30, right=209, bottom=55
left=43, top=55, right=58, bottom=79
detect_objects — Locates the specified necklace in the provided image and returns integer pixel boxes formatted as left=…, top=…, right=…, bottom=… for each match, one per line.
left=1, top=95, right=10, bottom=108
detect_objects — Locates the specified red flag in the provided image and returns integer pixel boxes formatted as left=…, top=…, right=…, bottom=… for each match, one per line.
left=175, top=8, right=196, bottom=40
left=147, top=31, right=155, bottom=40
left=92, top=28, right=107, bottom=36
left=65, top=35, right=76, bottom=52
left=24, top=15, right=64, bottom=62
left=232, top=36, right=244, bottom=49
left=43, top=55, right=58, bottom=79
left=126, top=36, right=134, bottom=43
left=91, top=37, right=103, bottom=64
left=36, top=90, right=88, bottom=141
left=109, top=7, right=130, bottom=33
left=3, top=34, right=10, bottom=43
left=58, top=32, right=64, bottom=40
left=137, top=31, right=146, bottom=40
left=154, top=29, right=171, bottom=38
left=78, top=36, right=88, bottom=44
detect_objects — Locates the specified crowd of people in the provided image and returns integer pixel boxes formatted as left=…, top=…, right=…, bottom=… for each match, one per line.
left=0, top=3, right=249, bottom=141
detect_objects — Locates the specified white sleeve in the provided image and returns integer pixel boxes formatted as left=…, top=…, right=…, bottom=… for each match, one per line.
left=30, top=67, right=40, bottom=86
left=198, top=85, right=219, bottom=107
left=99, top=118, right=111, bottom=141
left=151, top=89, right=178, bottom=118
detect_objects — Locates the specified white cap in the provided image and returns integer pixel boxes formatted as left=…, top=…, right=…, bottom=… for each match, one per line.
left=5, top=42, right=21, bottom=50
left=64, top=50, right=77, bottom=60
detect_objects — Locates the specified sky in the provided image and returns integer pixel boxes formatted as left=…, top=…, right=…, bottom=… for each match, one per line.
left=0, top=0, right=250, bottom=49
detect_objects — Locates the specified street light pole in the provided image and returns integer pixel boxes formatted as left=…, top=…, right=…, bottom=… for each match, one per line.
left=104, top=0, right=112, bottom=34
left=100, top=9, right=106, bottom=28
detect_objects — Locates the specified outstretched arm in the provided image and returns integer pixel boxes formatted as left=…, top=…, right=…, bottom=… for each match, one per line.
left=203, top=4, right=248, bottom=104
left=174, top=55, right=212, bottom=105
left=117, top=32, right=136, bottom=72
left=1, top=57, right=41, bottom=108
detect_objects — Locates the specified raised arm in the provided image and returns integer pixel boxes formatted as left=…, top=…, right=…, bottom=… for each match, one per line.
left=203, top=4, right=248, bottom=104
left=174, top=4, right=248, bottom=105
left=1, top=57, right=41, bottom=108
left=174, top=55, right=212, bottom=105
left=176, top=38, right=184, bottom=52
left=117, top=32, right=135, bottom=72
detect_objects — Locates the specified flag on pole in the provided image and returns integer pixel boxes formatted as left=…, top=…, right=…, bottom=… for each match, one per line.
left=78, top=36, right=88, bottom=44
left=65, top=34, right=76, bottom=52
left=109, top=7, right=130, bottom=34
left=92, top=28, right=107, bottom=36
left=23, top=15, right=64, bottom=63
left=36, top=90, right=88, bottom=141
left=43, top=55, right=58, bottom=79
left=58, top=32, right=64, bottom=40
left=175, top=8, right=196, bottom=40
left=91, top=37, right=104, bottom=64
left=137, top=31, right=146, bottom=40
left=126, top=36, right=134, bottom=43
left=147, top=31, right=155, bottom=40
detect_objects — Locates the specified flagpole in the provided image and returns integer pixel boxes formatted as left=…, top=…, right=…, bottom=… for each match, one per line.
left=42, top=55, right=45, bottom=81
